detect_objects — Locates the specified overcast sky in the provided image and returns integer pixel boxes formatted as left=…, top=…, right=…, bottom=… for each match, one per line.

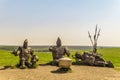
left=0, top=0, right=120, bottom=46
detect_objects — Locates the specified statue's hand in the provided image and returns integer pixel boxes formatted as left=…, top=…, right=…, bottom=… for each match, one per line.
left=11, top=50, right=18, bottom=56
left=64, top=47, right=70, bottom=57
left=67, top=54, right=70, bottom=57
left=49, top=46, right=53, bottom=51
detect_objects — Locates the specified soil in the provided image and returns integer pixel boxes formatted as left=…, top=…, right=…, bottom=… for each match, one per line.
left=0, top=65, right=120, bottom=80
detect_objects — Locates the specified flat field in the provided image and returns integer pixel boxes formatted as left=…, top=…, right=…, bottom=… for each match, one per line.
left=0, top=48, right=120, bottom=67
left=0, top=48, right=120, bottom=80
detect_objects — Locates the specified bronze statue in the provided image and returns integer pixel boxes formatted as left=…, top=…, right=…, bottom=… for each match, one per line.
left=12, top=39, right=38, bottom=68
left=49, top=37, right=70, bottom=63
left=30, top=51, right=39, bottom=67
left=73, top=52, right=114, bottom=67
left=72, top=25, right=114, bottom=68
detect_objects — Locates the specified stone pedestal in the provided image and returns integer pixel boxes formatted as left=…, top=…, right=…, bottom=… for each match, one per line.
left=59, top=57, right=72, bottom=68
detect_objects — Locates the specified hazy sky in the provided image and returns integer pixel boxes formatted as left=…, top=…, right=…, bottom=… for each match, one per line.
left=0, top=0, right=120, bottom=46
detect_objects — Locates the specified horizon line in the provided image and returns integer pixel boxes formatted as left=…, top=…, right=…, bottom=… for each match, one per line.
left=0, top=44, right=120, bottom=47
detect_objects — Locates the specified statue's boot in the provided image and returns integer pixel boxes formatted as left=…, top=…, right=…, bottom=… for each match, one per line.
left=19, top=61, right=26, bottom=69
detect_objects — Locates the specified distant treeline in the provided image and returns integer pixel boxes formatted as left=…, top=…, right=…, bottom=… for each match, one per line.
left=0, top=45, right=117, bottom=52
left=0, top=46, right=49, bottom=52
left=0, top=46, right=18, bottom=51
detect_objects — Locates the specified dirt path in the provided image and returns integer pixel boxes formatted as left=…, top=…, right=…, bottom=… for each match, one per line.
left=0, top=65, right=120, bottom=80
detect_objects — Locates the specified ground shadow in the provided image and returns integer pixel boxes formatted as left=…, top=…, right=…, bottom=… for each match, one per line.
left=0, top=63, right=39, bottom=70
left=51, top=68, right=72, bottom=74
left=39, top=61, right=59, bottom=66
left=0, top=65, right=14, bottom=70
left=72, top=61, right=114, bottom=68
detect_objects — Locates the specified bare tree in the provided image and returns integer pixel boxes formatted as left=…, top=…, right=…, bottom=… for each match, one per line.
left=88, top=24, right=100, bottom=53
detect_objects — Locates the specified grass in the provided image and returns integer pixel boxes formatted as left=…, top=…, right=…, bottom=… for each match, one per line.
left=0, top=50, right=53, bottom=67
left=35, top=52, right=52, bottom=64
left=0, top=50, right=18, bottom=67
left=98, top=48, right=120, bottom=67
left=0, top=48, right=120, bottom=68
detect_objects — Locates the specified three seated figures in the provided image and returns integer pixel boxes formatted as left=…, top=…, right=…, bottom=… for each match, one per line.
left=49, top=37, right=70, bottom=64
left=73, top=51, right=114, bottom=67
left=12, top=39, right=38, bottom=68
